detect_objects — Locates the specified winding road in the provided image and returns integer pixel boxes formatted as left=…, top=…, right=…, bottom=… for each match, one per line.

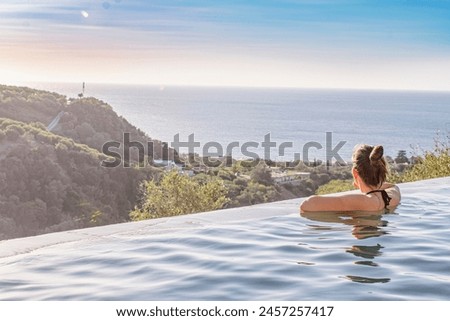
left=46, top=111, right=65, bottom=132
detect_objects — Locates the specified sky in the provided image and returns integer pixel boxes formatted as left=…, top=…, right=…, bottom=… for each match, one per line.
left=1, top=0, right=450, bottom=90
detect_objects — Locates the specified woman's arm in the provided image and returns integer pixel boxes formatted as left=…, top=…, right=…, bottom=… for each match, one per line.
left=300, top=183, right=402, bottom=213
left=300, top=193, right=368, bottom=213
left=381, top=183, right=401, bottom=208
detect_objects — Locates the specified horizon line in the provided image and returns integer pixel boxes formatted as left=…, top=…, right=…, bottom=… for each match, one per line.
left=4, top=80, right=450, bottom=94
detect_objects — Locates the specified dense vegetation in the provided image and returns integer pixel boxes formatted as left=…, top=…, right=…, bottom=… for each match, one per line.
left=0, top=85, right=66, bottom=124
left=130, top=159, right=353, bottom=220
left=203, top=164, right=283, bottom=207
left=0, top=118, right=156, bottom=240
left=0, top=85, right=164, bottom=240
left=56, top=98, right=166, bottom=161
left=131, top=171, right=229, bottom=220
left=0, top=85, right=167, bottom=163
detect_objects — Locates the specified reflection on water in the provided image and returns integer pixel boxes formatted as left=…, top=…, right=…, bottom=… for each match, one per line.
left=344, top=275, right=391, bottom=284
left=300, top=211, right=389, bottom=240
left=347, top=244, right=383, bottom=260
left=347, top=244, right=384, bottom=269
left=301, top=211, right=391, bottom=284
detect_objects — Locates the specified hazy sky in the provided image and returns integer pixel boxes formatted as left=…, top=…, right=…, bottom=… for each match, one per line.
left=1, top=0, right=450, bottom=90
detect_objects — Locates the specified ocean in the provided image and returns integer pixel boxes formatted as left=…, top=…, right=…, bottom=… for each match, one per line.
left=30, top=83, right=450, bottom=162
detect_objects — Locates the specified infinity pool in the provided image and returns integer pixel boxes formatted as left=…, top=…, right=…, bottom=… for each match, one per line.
left=1, top=177, right=449, bottom=300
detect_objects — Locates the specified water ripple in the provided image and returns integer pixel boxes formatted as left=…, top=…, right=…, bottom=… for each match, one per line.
left=1, top=179, right=450, bottom=300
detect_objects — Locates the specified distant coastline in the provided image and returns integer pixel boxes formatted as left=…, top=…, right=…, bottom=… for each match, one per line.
left=21, top=81, right=450, bottom=162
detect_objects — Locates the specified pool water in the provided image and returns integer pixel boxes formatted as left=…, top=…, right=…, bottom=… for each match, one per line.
left=0, top=177, right=449, bottom=300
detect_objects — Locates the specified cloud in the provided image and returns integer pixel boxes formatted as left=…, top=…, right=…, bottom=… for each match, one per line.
left=1, top=0, right=450, bottom=90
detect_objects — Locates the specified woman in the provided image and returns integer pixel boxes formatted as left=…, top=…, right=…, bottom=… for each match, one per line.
left=300, top=145, right=401, bottom=213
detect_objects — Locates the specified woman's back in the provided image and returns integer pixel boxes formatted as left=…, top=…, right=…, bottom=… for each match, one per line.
left=300, top=145, right=401, bottom=213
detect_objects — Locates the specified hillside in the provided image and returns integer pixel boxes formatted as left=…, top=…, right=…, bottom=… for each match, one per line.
left=0, top=118, right=157, bottom=240
left=0, top=85, right=168, bottom=240
left=0, top=85, right=169, bottom=163
left=55, top=97, right=167, bottom=161
left=0, top=85, right=66, bottom=125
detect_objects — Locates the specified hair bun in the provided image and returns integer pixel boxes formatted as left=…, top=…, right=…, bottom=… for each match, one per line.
left=369, top=145, right=384, bottom=165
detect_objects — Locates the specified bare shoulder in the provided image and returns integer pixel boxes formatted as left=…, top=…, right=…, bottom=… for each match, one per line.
left=384, top=184, right=401, bottom=208
left=300, top=183, right=402, bottom=213
left=300, top=192, right=372, bottom=213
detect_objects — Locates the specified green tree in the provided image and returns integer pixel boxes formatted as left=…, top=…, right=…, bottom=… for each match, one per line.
left=395, top=150, right=410, bottom=164
left=234, top=182, right=279, bottom=206
left=130, top=171, right=229, bottom=220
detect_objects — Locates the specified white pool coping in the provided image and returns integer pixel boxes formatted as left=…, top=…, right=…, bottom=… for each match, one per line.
left=1, top=176, right=449, bottom=259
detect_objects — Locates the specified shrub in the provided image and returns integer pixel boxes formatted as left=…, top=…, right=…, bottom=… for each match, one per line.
left=390, top=137, right=449, bottom=183
left=250, top=165, right=273, bottom=186
left=316, top=179, right=355, bottom=195
left=400, top=147, right=450, bottom=182
left=130, top=171, right=229, bottom=220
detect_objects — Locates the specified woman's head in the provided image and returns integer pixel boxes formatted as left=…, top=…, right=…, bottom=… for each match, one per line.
left=352, top=144, right=388, bottom=188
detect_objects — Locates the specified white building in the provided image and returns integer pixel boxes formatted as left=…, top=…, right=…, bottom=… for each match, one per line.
left=272, top=171, right=310, bottom=185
